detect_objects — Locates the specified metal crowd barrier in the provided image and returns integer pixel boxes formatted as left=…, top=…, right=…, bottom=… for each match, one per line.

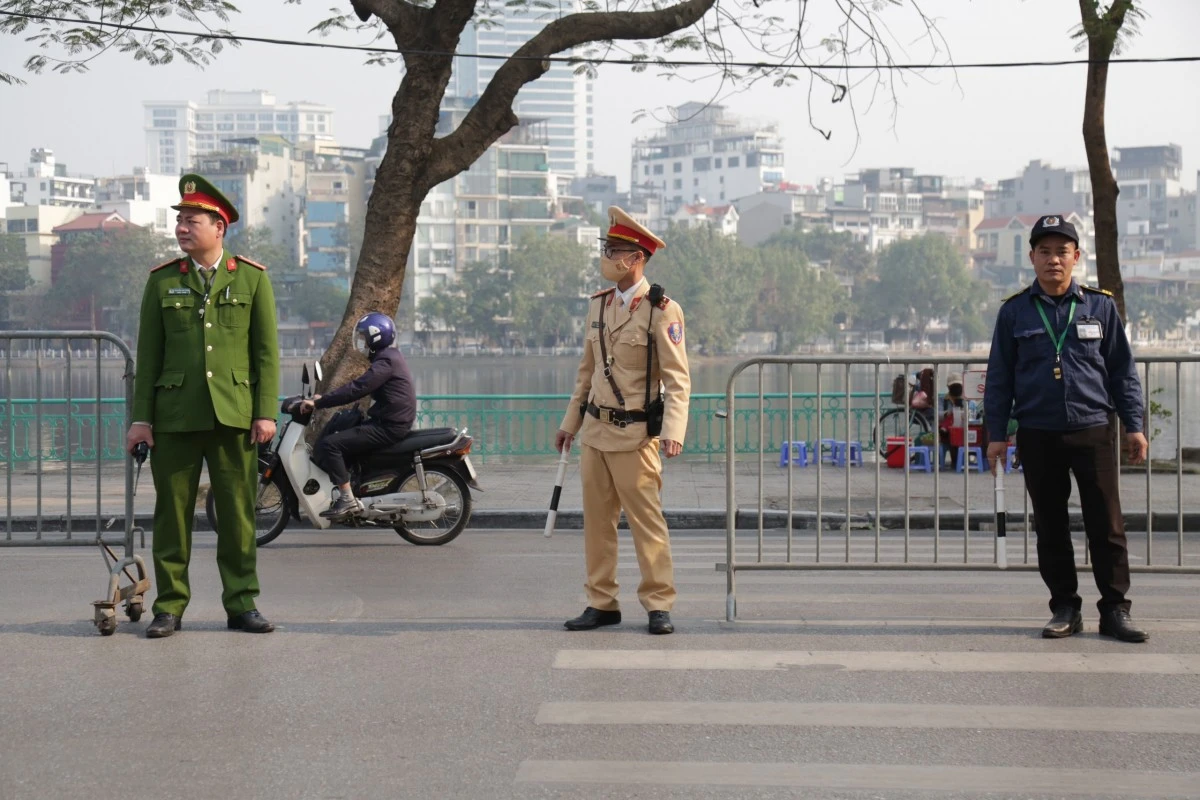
left=722, top=355, right=1200, bottom=621
left=2, top=331, right=138, bottom=547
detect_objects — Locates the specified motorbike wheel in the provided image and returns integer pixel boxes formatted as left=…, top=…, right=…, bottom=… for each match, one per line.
left=205, top=474, right=291, bottom=547
left=393, top=464, right=472, bottom=546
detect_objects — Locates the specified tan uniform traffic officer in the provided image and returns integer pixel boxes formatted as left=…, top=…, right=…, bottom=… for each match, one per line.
left=556, top=207, right=691, bottom=635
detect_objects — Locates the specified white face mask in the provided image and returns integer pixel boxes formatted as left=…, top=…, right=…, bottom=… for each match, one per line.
left=600, top=254, right=631, bottom=283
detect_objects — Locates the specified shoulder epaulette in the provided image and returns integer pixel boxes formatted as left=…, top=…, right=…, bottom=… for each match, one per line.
left=235, top=254, right=268, bottom=271
left=150, top=257, right=184, bottom=273
left=590, top=287, right=615, bottom=299
left=1081, top=285, right=1113, bottom=296
left=655, top=294, right=671, bottom=311
left=1001, top=286, right=1030, bottom=303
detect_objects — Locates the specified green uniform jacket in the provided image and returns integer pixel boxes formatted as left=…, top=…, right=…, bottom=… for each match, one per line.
left=131, top=250, right=280, bottom=432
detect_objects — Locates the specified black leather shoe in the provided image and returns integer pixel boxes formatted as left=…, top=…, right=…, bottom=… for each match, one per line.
left=564, top=607, right=621, bottom=631
left=1041, top=606, right=1083, bottom=639
left=227, top=609, right=275, bottom=633
left=145, top=613, right=181, bottom=639
left=648, top=610, right=674, bottom=635
left=1099, top=609, right=1148, bottom=643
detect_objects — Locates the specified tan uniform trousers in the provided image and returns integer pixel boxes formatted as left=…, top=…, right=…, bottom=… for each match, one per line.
left=580, top=441, right=675, bottom=612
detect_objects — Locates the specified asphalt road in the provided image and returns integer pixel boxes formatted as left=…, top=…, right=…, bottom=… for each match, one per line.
left=2, top=528, right=1198, bottom=799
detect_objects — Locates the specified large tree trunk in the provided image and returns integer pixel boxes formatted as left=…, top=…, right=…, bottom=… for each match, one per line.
left=1079, top=0, right=1135, bottom=322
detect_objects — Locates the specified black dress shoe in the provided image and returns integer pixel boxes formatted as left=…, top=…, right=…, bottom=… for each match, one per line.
left=564, top=607, right=621, bottom=631
left=145, top=613, right=181, bottom=639
left=648, top=610, right=674, bottom=635
left=1041, top=606, right=1083, bottom=639
left=227, top=609, right=276, bottom=633
left=1099, top=609, right=1148, bottom=643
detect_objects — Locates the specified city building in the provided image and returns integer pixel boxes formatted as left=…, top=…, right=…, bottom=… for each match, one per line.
left=733, top=183, right=829, bottom=246
left=835, top=167, right=927, bottom=251
left=670, top=203, right=739, bottom=237
left=144, top=90, right=335, bottom=176
left=452, top=2, right=593, bottom=177
left=631, top=102, right=785, bottom=216
left=93, top=169, right=179, bottom=236
left=191, top=136, right=307, bottom=267
left=3, top=205, right=84, bottom=288
left=985, top=159, right=1093, bottom=220
left=301, top=142, right=370, bottom=290
left=10, top=149, right=95, bottom=209
left=570, top=174, right=625, bottom=217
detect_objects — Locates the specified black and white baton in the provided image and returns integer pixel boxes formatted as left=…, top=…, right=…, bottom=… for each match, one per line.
left=994, top=457, right=1008, bottom=570
left=543, top=445, right=570, bottom=538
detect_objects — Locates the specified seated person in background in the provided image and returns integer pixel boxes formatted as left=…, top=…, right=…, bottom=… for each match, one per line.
left=939, top=372, right=967, bottom=469
left=300, top=312, right=417, bottom=518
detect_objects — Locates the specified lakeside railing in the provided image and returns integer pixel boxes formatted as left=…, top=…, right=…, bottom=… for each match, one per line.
left=1, top=393, right=898, bottom=464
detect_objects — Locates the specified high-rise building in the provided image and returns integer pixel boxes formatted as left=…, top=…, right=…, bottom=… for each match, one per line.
left=13, top=149, right=95, bottom=209
left=144, top=90, right=335, bottom=176
left=631, top=102, right=785, bottom=217
left=452, top=1, right=593, bottom=178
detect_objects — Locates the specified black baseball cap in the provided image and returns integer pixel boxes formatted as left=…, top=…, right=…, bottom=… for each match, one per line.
left=1029, top=214, right=1079, bottom=248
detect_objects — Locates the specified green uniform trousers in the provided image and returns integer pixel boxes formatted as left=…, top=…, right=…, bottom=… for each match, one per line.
left=150, top=425, right=260, bottom=617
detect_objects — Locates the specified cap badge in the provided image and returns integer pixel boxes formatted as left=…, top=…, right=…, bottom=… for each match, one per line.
left=184, top=181, right=197, bottom=194
left=1043, top=216, right=1060, bottom=227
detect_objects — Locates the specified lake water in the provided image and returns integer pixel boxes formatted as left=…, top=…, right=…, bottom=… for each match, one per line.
left=2, top=354, right=1197, bottom=455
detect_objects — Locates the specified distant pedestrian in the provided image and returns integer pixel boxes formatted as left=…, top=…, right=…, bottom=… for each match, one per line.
left=984, top=214, right=1147, bottom=642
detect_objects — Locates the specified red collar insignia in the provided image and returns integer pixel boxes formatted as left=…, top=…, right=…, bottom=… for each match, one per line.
left=226, top=257, right=237, bottom=272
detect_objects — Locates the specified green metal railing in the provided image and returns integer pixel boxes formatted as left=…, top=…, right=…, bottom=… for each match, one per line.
left=2, top=393, right=897, bottom=464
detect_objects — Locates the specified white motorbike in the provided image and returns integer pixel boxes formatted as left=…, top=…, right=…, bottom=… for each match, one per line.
left=207, top=362, right=479, bottom=546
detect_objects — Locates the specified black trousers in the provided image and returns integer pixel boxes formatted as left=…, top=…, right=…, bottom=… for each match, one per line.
left=313, top=420, right=408, bottom=486
left=1017, top=422, right=1131, bottom=614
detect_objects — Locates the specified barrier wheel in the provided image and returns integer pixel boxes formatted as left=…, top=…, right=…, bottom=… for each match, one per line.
left=97, top=617, right=117, bottom=636
left=126, top=601, right=143, bottom=622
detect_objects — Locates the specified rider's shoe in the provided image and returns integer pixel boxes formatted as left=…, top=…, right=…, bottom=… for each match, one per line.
left=321, top=494, right=364, bottom=519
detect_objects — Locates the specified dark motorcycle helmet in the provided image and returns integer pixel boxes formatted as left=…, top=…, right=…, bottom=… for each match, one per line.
left=354, top=312, right=396, bottom=356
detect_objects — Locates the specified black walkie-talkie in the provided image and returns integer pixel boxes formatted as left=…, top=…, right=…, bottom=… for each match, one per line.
left=645, top=284, right=666, bottom=437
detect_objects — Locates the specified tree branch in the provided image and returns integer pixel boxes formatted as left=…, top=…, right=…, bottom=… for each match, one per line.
left=425, top=0, right=717, bottom=188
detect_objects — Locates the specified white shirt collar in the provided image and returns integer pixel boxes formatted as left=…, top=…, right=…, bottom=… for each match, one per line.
left=616, top=278, right=645, bottom=308
left=191, top=255, right=219, bottom=272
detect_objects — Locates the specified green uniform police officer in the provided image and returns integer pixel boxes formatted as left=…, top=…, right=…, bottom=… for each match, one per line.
left=125, top=174, right=281, bottom=639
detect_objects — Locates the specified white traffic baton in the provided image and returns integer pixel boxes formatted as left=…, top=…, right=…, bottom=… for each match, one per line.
left=543, top=445, right=570, bottom=538
left=994, top=456, right=1008, bottom=570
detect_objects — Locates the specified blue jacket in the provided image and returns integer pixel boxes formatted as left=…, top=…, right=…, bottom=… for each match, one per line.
left=315, top=347, right=416, bottom=429
left=984, top=279, right=1143, bottom=440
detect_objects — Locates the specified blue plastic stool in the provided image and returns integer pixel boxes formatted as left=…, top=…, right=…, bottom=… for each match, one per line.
left=908, top=445, right=933, bottom=473
left=819, top=438, right=838, bottom=464
left=831, top=441, right=864, bottom=467
left=1006, top=445, right=1022, bottom=473
left=778, top=441, right=809, bottom=467
left=956, top=446, right=986, bottom=473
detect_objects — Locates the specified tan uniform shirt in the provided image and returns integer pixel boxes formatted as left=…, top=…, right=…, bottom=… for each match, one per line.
left=560, top=278, right=691, bottom=451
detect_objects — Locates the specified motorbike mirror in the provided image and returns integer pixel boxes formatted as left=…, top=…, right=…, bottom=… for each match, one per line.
left=301, top=364, right=310, bottom=386
left=314, top=360, right=323, bottom=382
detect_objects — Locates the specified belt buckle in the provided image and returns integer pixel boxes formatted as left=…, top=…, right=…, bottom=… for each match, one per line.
left=598, top=408, right=613, bottom=423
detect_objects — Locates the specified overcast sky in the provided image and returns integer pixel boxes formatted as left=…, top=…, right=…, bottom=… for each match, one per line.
left=2, top=0, right=1198, bottom=192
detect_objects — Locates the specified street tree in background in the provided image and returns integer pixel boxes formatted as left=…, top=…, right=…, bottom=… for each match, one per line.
left=753, top=245, right=849, bottom=353
left=290, top=276, right=350, bottom=325
left=763, top=227, right=874, bottom=279
left=0, top=234, right=31, bottom=325
left=49, top=226, right=177, bottom=339
left=0, top=0, right=948, bottom=388
left=1075, top=0, right=1144, bottom=320
left=224, top=225, right=294, bottom=271
left=861, top=233, right=989, bottom=346
left=507, top=234, right=589, bottom=348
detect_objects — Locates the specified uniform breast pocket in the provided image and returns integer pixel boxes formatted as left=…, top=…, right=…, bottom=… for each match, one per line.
left=161, top=295, right=196, bottom=332
left=1014, top=327, right=1050, bottom=362
left=217, top=292, right=252, bottom=328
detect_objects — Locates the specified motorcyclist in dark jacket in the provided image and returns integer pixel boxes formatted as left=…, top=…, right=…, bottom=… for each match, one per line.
left=301, top=312, right=416, bottom=518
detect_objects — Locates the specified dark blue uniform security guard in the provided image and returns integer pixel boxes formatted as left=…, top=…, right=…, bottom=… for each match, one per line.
left=301, top=312, right=417, bottom=518
left=985, top=214, right=1149, bottom=643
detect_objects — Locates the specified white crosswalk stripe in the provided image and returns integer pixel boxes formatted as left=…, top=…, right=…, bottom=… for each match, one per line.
left=519, top=551, right=1200, bottom=797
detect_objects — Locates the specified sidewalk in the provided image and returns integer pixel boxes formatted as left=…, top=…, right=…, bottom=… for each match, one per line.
left=4, top=456, right=1199, bottom=532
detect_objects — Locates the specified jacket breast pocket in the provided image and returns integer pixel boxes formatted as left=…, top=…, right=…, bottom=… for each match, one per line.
left=1014, top=327, right=1050, bottom=363
left=161, top=295, right=196, bottom=332
left=217, top=292, right=252, bottom=328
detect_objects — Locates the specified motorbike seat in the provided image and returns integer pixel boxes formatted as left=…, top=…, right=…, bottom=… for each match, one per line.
left=368, top=427, right=460, bottom=460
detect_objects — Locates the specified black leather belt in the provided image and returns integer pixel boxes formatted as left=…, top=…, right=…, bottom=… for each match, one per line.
left=586, top=402, right=647, bottom=427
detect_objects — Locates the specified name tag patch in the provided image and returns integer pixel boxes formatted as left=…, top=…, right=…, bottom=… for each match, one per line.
left=1077, top=322, right=1102, bottom=340
left=167, top=288, right=191, bottom=295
